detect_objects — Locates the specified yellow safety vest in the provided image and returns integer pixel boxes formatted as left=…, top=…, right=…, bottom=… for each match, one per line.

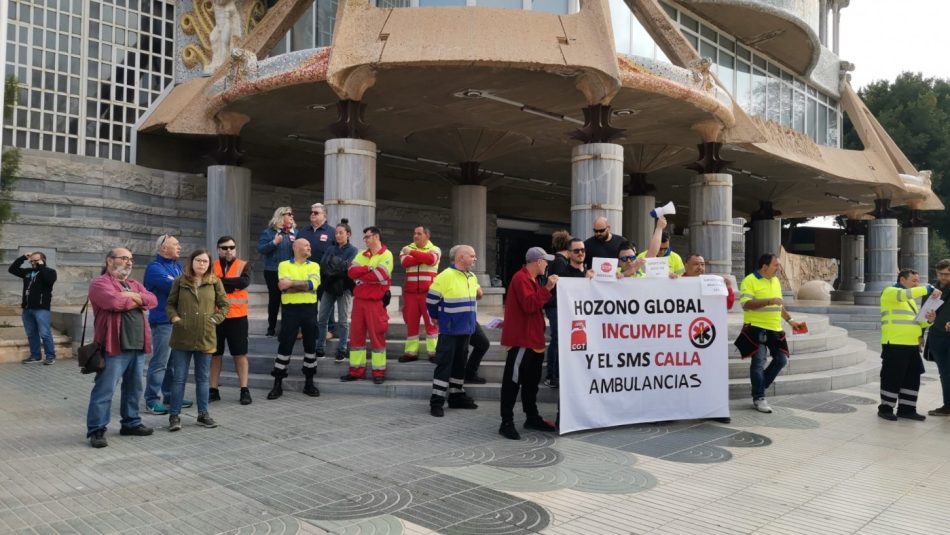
left=636, top=250, right=685, bottom=276
left=739, top=271, right=784, bottom=332
left=277, top=260, right=320, bottom=305
left=880, top=285, right=930, bottom=345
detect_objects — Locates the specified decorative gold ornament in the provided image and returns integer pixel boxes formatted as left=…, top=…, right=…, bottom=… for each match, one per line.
left=180, top=0, right=267, bottom=71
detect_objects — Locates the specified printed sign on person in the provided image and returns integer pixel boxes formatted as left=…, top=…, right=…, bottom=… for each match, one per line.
left=556, top=277, right=729, bottom=434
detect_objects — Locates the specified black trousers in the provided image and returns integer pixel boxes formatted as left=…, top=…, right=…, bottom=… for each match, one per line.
left=465, top=323, right=490, bottom=377
left=879, top=343, right=925, bottom=414
left=272, top=303, right=318, bottom=379
left=263, top=270, right=282, bottom=332
left=430, top=334, right=471, bottom=407
left=500, top=347, right=544, bottom=424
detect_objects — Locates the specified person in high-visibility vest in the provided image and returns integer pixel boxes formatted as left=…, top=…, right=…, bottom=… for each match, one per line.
left=427, top=244, right=480, bottom=417
left=399, top=226, right=441, bottom=363
left=341, top=226, right=394, bottom=384
left=209, top=236, right=252, bottom=406
left=878, top=269, right=940, bottom=421
left=736, top=253, right=802, bottom=414
left=266, top=239, right=321, bottom=400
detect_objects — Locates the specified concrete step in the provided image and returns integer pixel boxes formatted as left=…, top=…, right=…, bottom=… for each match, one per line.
left=0, top=327, right=73, bottom=364
left=727, top=325, right=852, bottom=356
left=830, top=321, right=881, bottom=331
left=727, top=338, right=869, bottom=379
left=729, top=352, right=880, bottom=399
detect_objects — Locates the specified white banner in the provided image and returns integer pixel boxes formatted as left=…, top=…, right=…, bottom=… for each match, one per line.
left=556, top=277, right=729, bottom=434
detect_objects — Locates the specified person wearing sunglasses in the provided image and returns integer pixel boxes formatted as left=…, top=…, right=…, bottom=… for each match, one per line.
left=257, top=207, right=296, bottom=337
left=208, top=236, right=252, bottom=406
left=583, top=216, right=628, bottom=271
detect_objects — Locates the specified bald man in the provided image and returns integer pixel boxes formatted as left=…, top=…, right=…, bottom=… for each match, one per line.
left=583, top=216, right=628, bottom=270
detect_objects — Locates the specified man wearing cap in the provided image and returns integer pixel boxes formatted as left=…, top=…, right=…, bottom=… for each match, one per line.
left=498, top=246, right=559, bottom=440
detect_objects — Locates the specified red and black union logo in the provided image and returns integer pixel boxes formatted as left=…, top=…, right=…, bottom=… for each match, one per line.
left=688, top=317, right=716, bottom=349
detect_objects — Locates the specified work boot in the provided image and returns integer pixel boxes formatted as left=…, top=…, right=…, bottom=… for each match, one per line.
left=399, top=354, right=418, bottom=363
left=897, top=410, right=926, bottom=421
left=465, top=374, right=487, bottom=384
left=524, top=416, right=556, bottom=432
left=498, top=422, right=521, bottom=440
left=448, top=395, right=478, bottom=409
left=303, top=377, right=321, bottom=397
left=267, top=378, right=283, bottom=400
left=209, top=388, right=221, bottom=402
left=239, top=387, right=252, bottom=405
left=928, top=406, right=950, bottom=416
left=430, top=405, right=444, bottom=417
left=89, top=430, right=108, bottom=448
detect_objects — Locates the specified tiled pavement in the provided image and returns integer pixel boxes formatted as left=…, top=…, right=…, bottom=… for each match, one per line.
left=1, top=353, right=949, bottom=535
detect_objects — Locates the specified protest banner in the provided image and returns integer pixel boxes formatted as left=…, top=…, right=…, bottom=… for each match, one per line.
left=556, top=276, right=729, bottom=434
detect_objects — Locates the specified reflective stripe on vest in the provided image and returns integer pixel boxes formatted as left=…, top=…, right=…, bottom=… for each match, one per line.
left=214, top=259, right=248, bottom=318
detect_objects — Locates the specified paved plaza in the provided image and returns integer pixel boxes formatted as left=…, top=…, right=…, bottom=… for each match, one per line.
left=1, top=345, right=949, bottom=535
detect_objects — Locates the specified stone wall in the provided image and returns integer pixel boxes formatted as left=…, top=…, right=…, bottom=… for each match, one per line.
left=0, top=150, right=207, bottom=305
left=0, top=152, right=499, bottom=305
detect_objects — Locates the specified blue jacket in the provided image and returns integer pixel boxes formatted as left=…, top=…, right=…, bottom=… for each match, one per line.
left=426, top=265, right=480, bottom=336
left=320, top=241, right=359, bottom=266
left=143, top=255, right=183, bottom=325
left=297, top=222, right=335, bottom=262
left=257, top=227, right=296, bottom=271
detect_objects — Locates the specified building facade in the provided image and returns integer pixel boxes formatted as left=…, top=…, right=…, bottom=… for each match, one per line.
left=0, top=0, right=942, bottom=306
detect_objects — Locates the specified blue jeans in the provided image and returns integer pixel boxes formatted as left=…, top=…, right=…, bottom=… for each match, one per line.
left=545, top=307, right=559, bottom=381
left=22, top=308, right=55, bottom=360
left=169, top=349, right=211, bottom=416
left=145, top=323, right=174, bottom=406
left=929, top=334, right=950, bottom=407
left=750, top=342, right=788, bottom=400
left=317, top=292, right=351, bottom=353
left=86, top=351, right=145, bottom=436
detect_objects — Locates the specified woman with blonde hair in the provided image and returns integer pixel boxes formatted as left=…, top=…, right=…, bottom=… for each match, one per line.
left=257, top=206, right=296, bottom=336
left=166, top=249, right=229, bottom=431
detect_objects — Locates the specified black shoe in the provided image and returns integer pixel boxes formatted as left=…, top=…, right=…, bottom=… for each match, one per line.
left=897, top=411, right=926, bottom=421
left=430, top=405, right=444, bottom=417
left=711, top=417, right=732, bottom=424
left=341, top=374, right=359, bottom=382
left=266, top=328, right=276, bottom=337
left=239, top=388, right=252, bottom=405
left=209, top=388, right=221, bottom=402
left=303, top=383, right=321, bottom=397
left=373, top=376, right=385, bottom=385
left=877, top=409, right=898, bottom=421
left=168, top=415, right=182, bottom=432
left=928, top=406, right=950, bottom=416
left=315, top=350, right=326, bottom=360
left=524, top=417, right=557, bottom=432
left=448, top=396, right=478, bottom=409
left=398, top=354, right=418, bottom=363
left=267, top=380, right=283, bottom=400
left=498, top=423, right=521, bottom=440
left=89, top=430, right=108, bottom=448
left=197, top=413, right=218, bottom=428
left=335, top=351, right=347, bottom=363
left=465, top=374, right=487, bottom=384
left=119, top=424, right=154, bottom=436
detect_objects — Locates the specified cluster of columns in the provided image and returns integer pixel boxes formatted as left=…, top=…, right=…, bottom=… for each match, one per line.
left=852, top=199, right=929, bottom=306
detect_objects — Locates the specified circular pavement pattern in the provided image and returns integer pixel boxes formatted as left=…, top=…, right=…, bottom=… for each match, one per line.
left=491, top=466, right=581, bottom=492
left=301, top=487, right=413, bottom=521
left=571, top=466, right=658, bottom=494
left=445, top=501, right=551, bottom=535
left=486, top=446, right=564, bottom=469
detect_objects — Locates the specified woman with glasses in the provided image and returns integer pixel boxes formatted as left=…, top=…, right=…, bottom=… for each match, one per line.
left=257, top=207, right=296, bottom=336
left=165, top=249, right=229, bottom=431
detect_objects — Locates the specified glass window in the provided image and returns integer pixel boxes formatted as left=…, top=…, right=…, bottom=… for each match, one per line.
left=781, top=83, right=792, bottom=127
left=533, top=0, right=569, bottom=14
left=611, top=0, right=632, bottom=54
left=661, top=2, right=676, bottom=19
left=717, top=52, right=734, bottom=95
left=736, top=60, right=751, bottom=111
left=291, top=4, right=315, bottom=51
left=700, top=39, right=716, bottom=64
left=418, top=0, right=467, bottom=5
left=806, top=98, right=817, bottom=140
left=681, top=30, right=698, bottom=50
left=793, top=90, right=805, bottom=133
left=766, top=78, right=781, bottom=122
left=680, top=13, right=699, bottom=32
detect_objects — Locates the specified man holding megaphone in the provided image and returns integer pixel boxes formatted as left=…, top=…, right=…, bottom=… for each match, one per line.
left=637, top=214, right=685, bottom=276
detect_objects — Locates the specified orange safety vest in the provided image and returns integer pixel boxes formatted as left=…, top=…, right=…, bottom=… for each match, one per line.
left=213, top=259, right=248, bottom=318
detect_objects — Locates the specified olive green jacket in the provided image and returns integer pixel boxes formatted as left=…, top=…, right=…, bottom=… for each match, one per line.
left=166, top=275, right=229, bottom=353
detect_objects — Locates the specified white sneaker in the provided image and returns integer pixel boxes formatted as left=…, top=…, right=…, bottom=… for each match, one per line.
left=753, top=399, right=773, bottom=413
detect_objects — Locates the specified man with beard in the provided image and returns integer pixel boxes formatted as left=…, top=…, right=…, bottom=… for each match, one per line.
left=86, top=248, right=158, bottom=448
left=209, top=236, right=252, bottom=405
left=926, top=259, right=950, bottom=416
left=583, top=216, right=627, bottom=270
left=8, top=251, right=57, bottom=364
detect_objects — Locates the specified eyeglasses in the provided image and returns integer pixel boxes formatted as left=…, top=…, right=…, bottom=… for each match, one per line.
left=283, top=212, right=293, bottom=216
left=112, top=255, right=133, bottom=262
left=592, top=228, right=607, bottom=234
left=619, top=255, right=636, bottom=262
left=310, top=211, right=322, bottom=215
left=363, top=234, right=375, bottom=240
left=218, top=245, right=236, bottom=250
left=571, top=248, right=585, bottom=253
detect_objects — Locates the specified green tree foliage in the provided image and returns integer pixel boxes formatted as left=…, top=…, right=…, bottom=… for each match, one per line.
left=844, top=72, right=950, bottom=248
left=1, top=76, right=21, bottom=228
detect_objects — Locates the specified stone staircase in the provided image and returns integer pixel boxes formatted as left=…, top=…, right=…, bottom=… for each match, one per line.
left=0, top=313, right=74, bottom=364
left=212, top=309, right=879, bottom=402
left=787, top=303, right=881, bottom=331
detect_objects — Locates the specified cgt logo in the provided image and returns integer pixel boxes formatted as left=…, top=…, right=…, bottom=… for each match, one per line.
left=571, top=320, right=588, bottom=351
left=688, top=316, right=716, bottom=349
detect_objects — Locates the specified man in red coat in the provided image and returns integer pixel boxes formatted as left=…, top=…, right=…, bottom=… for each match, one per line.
left=499, top=247, right=559, bottom=440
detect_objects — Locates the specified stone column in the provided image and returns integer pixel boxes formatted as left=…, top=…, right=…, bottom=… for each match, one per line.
left=207, top=165, right=252, bottom=259
left=750, top=202, right=782, bottom=262
left=832, top=1, right=842, bottom=54
left=855, top=200, right=899, bottom=305
left=900, top=211, right=929, bottom=284
left=324, top=138, right=377, bottom=235
left=570, top=143, right=624, bottom=239
left=688, top=173, right=733, bottom=276
left=832, top=233, right=865, bottom=301
left=451, top=184, right=490, bottom=287
left=623, top=174, right=655, bottom=253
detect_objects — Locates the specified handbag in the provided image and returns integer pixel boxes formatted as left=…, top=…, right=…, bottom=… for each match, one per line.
left=77, top=299, right=105, bottom=374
